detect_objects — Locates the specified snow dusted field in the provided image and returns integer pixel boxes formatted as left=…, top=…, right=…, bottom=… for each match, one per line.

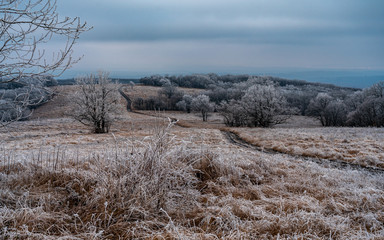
left=230, top=127, right=384, bottom=169
left=1, top=86, right=384, bottom=239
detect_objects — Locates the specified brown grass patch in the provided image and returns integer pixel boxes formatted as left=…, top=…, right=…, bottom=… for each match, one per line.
left=2, top=93, right=384, bottom=238
left=229, top=127, right=384, bottom=169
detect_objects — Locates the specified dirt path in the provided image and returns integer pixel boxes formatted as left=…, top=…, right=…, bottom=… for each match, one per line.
left=118, top=87, right=132, bottom=111
left=222, top=129, right=384, bottom=175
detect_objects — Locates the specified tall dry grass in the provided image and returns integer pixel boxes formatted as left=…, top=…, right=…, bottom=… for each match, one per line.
left=1, top=121, right=384, bottom=239
left=228, top=127, right=384, bottom=169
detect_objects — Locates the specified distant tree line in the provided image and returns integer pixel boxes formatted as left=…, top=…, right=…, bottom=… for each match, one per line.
left=3, top=72, right=383, bottom=128
left=306, top=82, right=384, bottom=127
left=134, top=76, right=294, bottom=126
left=136, top=73, right=384, bottom=127
left=140, top=74, right=250, bottom=89
left=140, top=73, right=358, bottom=91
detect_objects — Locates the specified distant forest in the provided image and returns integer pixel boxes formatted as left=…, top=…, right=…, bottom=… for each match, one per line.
left=135, top=73, right=383, bottom=127
left=139, top=73, right=360, bottom=91
left=3, top=74, right=383, bottom=128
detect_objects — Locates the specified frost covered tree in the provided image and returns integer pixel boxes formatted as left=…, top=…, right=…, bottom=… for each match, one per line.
left=71, top=72, right=120, bottom=133
left=323, top=100, right=348, bottom=126
left=158, top=78, right=183, bottom=110
left=346, top=82, right=384, bottom=127
left=306, top=93, right=334, bottom=126
left=218, top=99, right=247, bottom=127
left=347, top=97, right=384, bottom=127
left=306, top=93, right=349, bottom=126
left=176, top=94, right=193, bottom=113
left=129, top=81, right=135, bottom=89
left=0, top=0, right=89, bottom=125
left=240, top=84, right=290, bottom=127
left=365, top=82, right=384, bottom=98
left=0, top=0, right=89, bottom=82
left=158, top=79, right=178, bottom=99
left=191, top=94, right=215, bottom=121
left=217, top=82, right=291, bottom=127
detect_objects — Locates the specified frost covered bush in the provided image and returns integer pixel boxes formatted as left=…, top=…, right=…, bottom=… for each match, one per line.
left=219, top=82, right=292, bottom=127
left=191, top=94, right=215, bottom=121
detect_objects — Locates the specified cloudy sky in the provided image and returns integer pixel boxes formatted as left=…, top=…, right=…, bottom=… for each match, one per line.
left=56, top=0, right=384, bottom=80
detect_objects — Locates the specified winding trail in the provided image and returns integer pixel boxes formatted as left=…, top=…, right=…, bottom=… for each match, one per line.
left=119, top=89, right=384, bottom=175
left=222, top=130, right=384, bottom=175
left=118, top=87, right=132, bottom=111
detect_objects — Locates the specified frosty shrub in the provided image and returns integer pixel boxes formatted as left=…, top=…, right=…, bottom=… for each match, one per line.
left=191, top=94, right=215, bottom=121
left=219, top=82, right=291, bottom=127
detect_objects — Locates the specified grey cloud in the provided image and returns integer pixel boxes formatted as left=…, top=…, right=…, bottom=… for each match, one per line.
left=56, top=0, right=384, bottom=76
left=60, top=0, right=384, bottom=43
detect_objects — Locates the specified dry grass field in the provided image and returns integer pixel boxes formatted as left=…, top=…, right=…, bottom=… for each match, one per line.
left=1, top=85, right=384, bottom=239
left=228, top=127, right=384, bottom=169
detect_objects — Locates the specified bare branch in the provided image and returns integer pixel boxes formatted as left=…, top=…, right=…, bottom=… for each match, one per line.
left=0, top=0, right=91, bottom=83
left=70, top=72, right=121, bottom=134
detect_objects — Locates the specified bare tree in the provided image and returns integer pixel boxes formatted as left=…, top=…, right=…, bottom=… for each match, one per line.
left=346, top=82, right=384, bottom=127
left=240, top=84, right=290, bottom=127
left=0, top=0, right=89, bottom=125
left=71, top=72, right=120, bottom=133
left=158, top=78, right=183, bottom=110
left=306, top=93, right=350, bottom=126
left=218, top=99, right=247, bottom=127
left=0, top=76, right=54, bottom=126
left=323, top=99, right=348, bottom=126
left=1, top=0, right=90, bottom=83
left=365, top=82, right=384, bottom=98
left=306, top=93, right=334, bottom=126
left=176, top=94, right=193, bottom=113
left=191, top=94, right=215, bottom=121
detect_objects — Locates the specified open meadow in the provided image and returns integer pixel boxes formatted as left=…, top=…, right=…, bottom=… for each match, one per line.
left=1, top=85, right=384, bottom=239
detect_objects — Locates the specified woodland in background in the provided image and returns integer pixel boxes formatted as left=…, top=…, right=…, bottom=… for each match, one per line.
left=2, top=73, right=384, bottom=128
left=137, top=74, right=384, bottom=127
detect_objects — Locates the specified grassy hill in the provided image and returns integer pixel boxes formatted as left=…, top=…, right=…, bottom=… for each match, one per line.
left=1, top=84, right=383, bottom=239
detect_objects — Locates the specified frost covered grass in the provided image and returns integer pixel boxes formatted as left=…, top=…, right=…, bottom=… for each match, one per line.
left=230, top=127, right=384, bottom=169
left=1, top=85, right=384, bottom=239
left=1, top=118, right=384, bottom=239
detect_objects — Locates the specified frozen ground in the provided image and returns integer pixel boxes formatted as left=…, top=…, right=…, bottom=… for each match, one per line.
left=1, top=85, right=383, bottom=239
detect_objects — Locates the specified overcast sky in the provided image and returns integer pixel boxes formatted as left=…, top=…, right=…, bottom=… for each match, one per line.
left=56, top=0, right=384, bottom=78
